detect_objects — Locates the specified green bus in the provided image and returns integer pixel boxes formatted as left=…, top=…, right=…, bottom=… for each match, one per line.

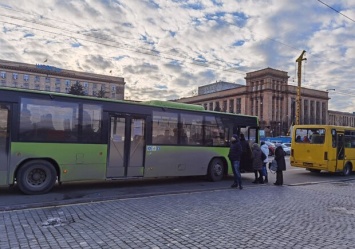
left=0, top=87, right=259, bottom=194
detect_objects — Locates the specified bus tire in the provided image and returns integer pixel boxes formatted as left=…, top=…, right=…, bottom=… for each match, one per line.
left=342, top=164, right=352, bottom=176
left=17, top=160, right=57, bottom=195
left=207, top=158, right=224, bottom=182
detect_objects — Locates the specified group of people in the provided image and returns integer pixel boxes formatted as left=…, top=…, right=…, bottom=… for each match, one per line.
left=228, top=134, right=286, bottom=190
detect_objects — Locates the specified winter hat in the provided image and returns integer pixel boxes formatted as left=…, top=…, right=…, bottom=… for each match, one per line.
left=231, top=134, right=239, bottom=142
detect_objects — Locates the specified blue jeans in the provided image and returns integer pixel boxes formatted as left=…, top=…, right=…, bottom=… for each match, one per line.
left=262, top=162, right=268, bottom=177
left=231, top=160, right=242, bottom=186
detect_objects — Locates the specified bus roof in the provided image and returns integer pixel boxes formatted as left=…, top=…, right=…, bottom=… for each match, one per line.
left=142, top=100, right=205, bottom=111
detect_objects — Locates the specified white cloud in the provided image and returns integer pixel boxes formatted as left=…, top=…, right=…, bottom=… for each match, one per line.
left=0, top=0, right=355, bottom=111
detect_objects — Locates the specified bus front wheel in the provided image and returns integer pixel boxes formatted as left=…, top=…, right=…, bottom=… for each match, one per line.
left=17, top=160, right=57, bottom=195
left=342, top=164, right=352, bottom=176
left=208, top=158, right=224, bottom=182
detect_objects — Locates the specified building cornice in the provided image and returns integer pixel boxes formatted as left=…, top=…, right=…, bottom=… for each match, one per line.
left=0, top=59, right=125, bottom=85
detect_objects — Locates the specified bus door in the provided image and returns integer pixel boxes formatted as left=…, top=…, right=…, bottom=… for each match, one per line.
left=335, top=132, right=345, bottom=171
left=107, top=115, right=146, bottom=178
left=0, top=104, right=11, bottom=185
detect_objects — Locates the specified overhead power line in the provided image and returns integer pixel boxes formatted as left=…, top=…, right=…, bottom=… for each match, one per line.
left=317, top=0, right=355, bottom=23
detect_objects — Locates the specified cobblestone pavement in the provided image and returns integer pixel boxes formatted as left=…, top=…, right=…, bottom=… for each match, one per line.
left=1, top=181, right=355, bottom=249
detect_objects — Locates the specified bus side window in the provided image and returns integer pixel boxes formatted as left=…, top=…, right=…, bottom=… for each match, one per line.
left=331, top=129, right=336, bottom=148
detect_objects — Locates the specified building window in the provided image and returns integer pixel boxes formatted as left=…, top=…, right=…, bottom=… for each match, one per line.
left=23, top=83, right=29, bottom=89
left=229, top=99, right=234, bottom=113
left=322, top=102, right=326, bottom=124
left=260, top=97, right=263, bottom=120
left=316, top=101, right=320, bottom=124
left=83, top=82, right=89, bottom=88
left=223, top=100, right=227, bottom=112
left=55, top=87, right=60, bottom=92
left=203, top=103, right=207, bottom=110
left=35, top=84, right=40, bottom=90
left=236, top=98, right=241, bottom=114
left=13, top=82, right=18, bottom=88
left=1, top=80, right=6, bottom=86
left=65, top=80, right=71, bottom=86
left=24, top=74, right=29, bottom=81
left=111, top=93, right=115, bottom=98
left=45, top=77, right=51, bottom=83
left=0, top=72, right=6, bottom=79
left=45, top=85, right=50, bottom=91
left=215, top=101, right=221, bottom=111
left=93, top=83, right=97, bottom=89
left=34, top=75, right=40, bottom=82
left=310, top=101, right=315, bottom=124
left=304, top=100, right=309, bottom=124
left=55, top=78, right=61, bottom=84
left=209, top=102, right=213, bottom=111
left=13, top=73, right=18, bottom=80
left=111, top=86, right=116, bottom=92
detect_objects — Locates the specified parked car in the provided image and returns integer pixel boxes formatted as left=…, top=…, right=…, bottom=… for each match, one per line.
left=264, top=141, right=276, bottom=156
left=280, top=143, right=291, bottom=155
left=283, top=142, right=291, bottom=148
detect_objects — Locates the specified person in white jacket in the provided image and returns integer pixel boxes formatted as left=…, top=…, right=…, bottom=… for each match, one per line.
left=260, top=141, right=269, bottom=183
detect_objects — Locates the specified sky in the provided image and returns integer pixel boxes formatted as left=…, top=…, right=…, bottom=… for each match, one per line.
left=0, top=0, right=355, bottom=112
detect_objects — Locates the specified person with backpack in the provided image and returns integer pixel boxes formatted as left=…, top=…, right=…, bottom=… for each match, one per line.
left=251, top=143, right=264, bottom=184
left=228, top=134, right=243, bottom=189
left=260, top=141, right=269, bottom=183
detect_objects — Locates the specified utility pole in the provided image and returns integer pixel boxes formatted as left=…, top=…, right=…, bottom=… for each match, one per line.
left=295, top=50, right=307, bottom=125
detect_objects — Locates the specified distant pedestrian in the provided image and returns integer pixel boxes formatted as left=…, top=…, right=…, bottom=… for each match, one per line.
left=260, top=141, right=269, bottom=183
left=239, top=134, right=253, bottom=172
left=274, top=144, right=286, bottom=186
left=251, top=143, right=264, bottom=184
left=228, top=134, right=243, bottom=189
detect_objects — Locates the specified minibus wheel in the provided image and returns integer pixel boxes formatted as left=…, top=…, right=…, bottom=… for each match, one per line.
left=207, top=158, right=224, bottom=182
left=342, top=164, right=352, bottom=176
left=17, top=160, right=57, bottom=195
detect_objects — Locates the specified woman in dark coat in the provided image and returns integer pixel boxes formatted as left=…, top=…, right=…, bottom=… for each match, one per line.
left=274, top=144, right=286, bottom=186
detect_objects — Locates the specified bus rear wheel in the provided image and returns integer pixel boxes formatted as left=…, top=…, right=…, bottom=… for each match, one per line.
left=17, top=160, right=57, bottom=195
left=342, top=164, right=352, bottom=176
left=208, top=158, right=224, bottom=182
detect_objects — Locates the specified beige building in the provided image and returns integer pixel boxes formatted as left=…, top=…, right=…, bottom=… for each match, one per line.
left=0, top=59, right=125, bottom=100
left=177, top=68, right=337, bottom=136
left=328, top=110, right=355, bottom=127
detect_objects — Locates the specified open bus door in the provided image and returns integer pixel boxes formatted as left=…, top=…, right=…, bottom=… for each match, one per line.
left=107, top=115, right=146, bottom=178
left=335, top=132, right=345, bottom=172
left=0, top=104, right=11, bottom=185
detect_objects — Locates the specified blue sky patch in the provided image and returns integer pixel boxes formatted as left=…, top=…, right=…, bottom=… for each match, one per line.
left=155, top=84, right=167, bottom=89
left=113, top=55, right=127, bottom=61
left=233, top=40, right=245, bottom=46
left=169, top=31, right=176, bottom=37
left=147, top=0, right=160, bottom=8
left=24, top=33, right=34, bottom=38
left=140, top=35, right=155, bottom=45
left=71, top=42, right=82, bottom=48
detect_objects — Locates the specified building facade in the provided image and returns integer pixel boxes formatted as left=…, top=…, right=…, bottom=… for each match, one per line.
left=177, top=68, right=332, bottom=136
left=0, top=59, right=125, bottom=100
left=328, top=110, right=355, bottom=127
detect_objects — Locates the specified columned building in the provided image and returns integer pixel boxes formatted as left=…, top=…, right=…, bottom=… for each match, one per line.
left=0, top=59, right=125, bottom=100
left=328, top=110, right=355, bottom=126
left=177, top=68, right=330, bottom=136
